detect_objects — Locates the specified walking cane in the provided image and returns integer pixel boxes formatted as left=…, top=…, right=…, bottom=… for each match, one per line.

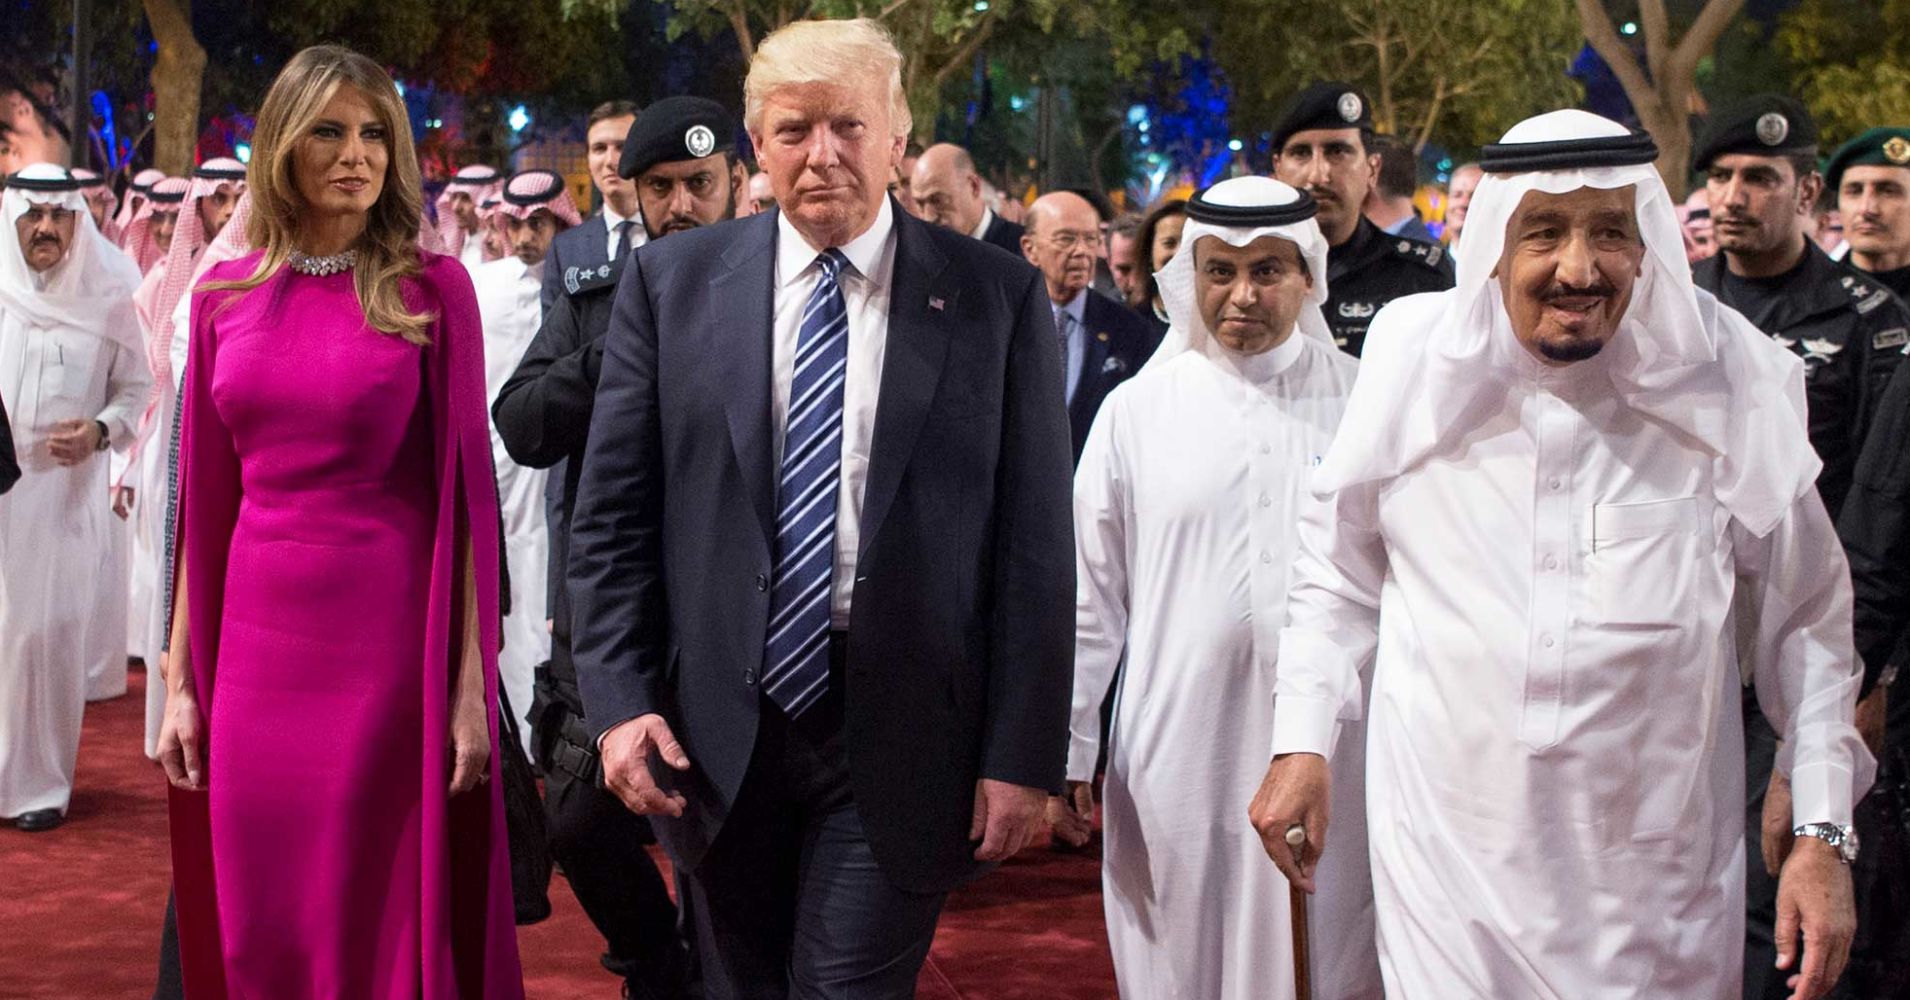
left=1287, top=823, right=1312, bottom=1000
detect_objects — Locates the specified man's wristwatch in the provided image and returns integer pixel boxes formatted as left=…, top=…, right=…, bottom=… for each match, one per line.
left=93, top=420, right=110, bottom=452
left=1792, top=822, right=1860, bottom=864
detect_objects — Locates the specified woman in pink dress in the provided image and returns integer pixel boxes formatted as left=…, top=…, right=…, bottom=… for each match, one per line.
left=153, top=45, right=524, bottom=999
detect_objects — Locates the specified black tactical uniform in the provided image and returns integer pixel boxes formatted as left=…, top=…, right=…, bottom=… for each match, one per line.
left=1325, top=217, right=1453, bottom=356
left=1693, top=248, right=1908, bottom=519
left=492, top=259, right=689, bottom=999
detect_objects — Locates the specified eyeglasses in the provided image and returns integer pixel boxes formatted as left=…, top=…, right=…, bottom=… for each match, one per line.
left=1043, top=230, right=1105, bottom=251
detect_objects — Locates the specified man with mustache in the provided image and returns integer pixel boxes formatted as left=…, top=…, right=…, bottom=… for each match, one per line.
left=1019, top=191, right=1158, bottom=462
left=1057, top=176, right=1380, bottom=999
left=1272, top=82, right=1451, bottom=357
left=1689, top=95, right=1910, bottom=1000
left=0, top=164, right=150, bottom=832
left=1829, top=128, right=1910, bottom=301
left=1252, top=111, right=1871, bottom=1000
left=491, top=95, right=746, bottom=1000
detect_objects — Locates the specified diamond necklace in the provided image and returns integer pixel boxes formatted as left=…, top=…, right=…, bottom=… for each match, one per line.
left=287, top=248, right=360, bottom=276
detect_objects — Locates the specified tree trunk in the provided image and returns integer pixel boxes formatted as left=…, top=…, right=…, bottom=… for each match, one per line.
left=1575, top=0, right=1744, bottom=200
left=141, top=0, right=205, bottom=176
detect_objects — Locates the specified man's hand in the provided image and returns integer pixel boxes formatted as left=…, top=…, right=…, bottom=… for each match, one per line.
left=1855, top=687, right=1887, bottom=758
left=47, top=419, right=101, bottom=465
left=1046, top=779, right=1096, bottom=848
left=971, top=778, right=1047, bottom=861
left=600, top=713, right=691, bottom=817
left=1773, top=836, right=1855, bottom=1000
left=1248, top=752, right=1330, bottom=892
left=111, top=485, right=134, bottom=520
left=1762, top=769, right=1796, bottom=877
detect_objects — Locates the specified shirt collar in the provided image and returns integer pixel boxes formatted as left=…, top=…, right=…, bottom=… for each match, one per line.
left=602, top=202, right=637, bottom=233
left=970, top=206, right=996, bottom=241
left=1055, top=287, right=1088, bottom=326
left=777, top=196, right=896, bottom=289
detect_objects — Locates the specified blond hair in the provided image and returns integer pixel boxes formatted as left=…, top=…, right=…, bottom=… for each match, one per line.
left=205, top=45, right=433, bottom=345
left=745, top=18, right=911, bottom=139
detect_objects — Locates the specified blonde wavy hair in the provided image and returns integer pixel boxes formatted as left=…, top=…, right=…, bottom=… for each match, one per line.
left=205, top=45, right=432, bottom=344
left=745, top=18, right=912, bottom=139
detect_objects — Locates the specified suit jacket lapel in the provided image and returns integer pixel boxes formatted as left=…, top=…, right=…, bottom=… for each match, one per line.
left=859, top=208, right=954, bottom=559
left=1072, top=299, right=1111, bottom=427
left=717, top=212, right=780, bottom=545
left=583, top=214, right=609, bottom=268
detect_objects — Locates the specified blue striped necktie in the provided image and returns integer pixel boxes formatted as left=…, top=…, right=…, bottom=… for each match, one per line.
left=761, top=249, right=851, bottom=718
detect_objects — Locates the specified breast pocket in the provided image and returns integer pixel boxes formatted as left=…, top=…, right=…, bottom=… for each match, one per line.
left=1588, top=497, right=1708, bottom=627
left=39, top=346, right=92, bottom=405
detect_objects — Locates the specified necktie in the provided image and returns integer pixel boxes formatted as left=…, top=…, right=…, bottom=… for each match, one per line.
left=614, top=220, right=635, bottom=262
left=1054, top=307, right=1073, bottom=363
left=761, top=249, right=851, bottom=718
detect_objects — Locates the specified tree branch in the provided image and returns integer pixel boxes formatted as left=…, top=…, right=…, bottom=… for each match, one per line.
left=1574, top=0, right=1656, bottom=108
left=929, top=16, right=994, bottom=90
left=1639, top=0, right=1670, bottom=82
left=728, top=0, right=755, bottom=62
left=1668, top=0, right=1748, bottom=81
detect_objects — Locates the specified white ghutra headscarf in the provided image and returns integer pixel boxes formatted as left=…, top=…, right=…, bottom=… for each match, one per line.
left=1145, top=175, right=1333, bottom=372
left=1312, top=109, right=1816, bottom=536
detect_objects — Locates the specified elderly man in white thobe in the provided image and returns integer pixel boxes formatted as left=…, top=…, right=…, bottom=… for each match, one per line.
left=474, top=168, right=578, bottom=747
left=1056, top=176, right=1381, bottom=1000
left=0, top=164, right=149, bottom=831
left=1251, top=110, right=1874, bottom=1000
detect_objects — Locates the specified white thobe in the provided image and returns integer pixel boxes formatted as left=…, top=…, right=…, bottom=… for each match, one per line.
left=0, top=295, right=148, bottom=816
left=1071, top=332, right=1381, bottom=1000
left=475, top=255, right=551, bottom=750
left=1274, top=341, right=1869, bottom=998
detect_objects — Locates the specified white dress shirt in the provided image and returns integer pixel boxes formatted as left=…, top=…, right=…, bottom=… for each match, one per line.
left=771, top=198, right=898, bottom=628
left=601, top=202, right=648, bottom=262
left=969, top=207, right=997, bottom=241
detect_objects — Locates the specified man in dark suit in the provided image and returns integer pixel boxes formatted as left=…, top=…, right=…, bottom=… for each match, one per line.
left=909, top=142, right=1025, bottom=255
left=542, top=100, right=643, bottom=314
left=567, top=18, right=1075, bottom=1000
left=1019, top=191, right=1161, bottom=461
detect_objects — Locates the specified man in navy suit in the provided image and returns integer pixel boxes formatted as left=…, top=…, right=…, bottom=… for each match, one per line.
left=909, top=142, right=1025, bottom=255
left=567, top=18, right=1075, bottom=999
left=542, top=100, right=643, bottom=314
left=1019, top=191, right=1162, bottom=462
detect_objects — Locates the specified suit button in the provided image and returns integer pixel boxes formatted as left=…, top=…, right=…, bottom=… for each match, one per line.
left=754, top=573, right=769, bottom=592
left=743, top=669, right=757, bottom=685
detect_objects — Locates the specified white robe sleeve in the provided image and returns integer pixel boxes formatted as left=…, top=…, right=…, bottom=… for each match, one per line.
left=1734, top=492, right=1875, bottom=829
left=97, top=305, right=151, bottom=451
left=169, top=286, right=191, bottom=393
left=1272, top=480, right=1386, bottom=760
left=1066, top=395, right=1129, bottom=782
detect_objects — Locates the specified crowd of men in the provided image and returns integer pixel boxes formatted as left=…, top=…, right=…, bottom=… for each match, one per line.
left=1, top=52, right=1907, bottom=1000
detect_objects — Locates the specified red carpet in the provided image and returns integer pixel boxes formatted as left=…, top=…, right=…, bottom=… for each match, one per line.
left=0, top=666, right=1117, bottom=999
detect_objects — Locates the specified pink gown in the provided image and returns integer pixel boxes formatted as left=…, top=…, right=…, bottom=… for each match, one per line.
left=167, top=251, right=523, bottom=999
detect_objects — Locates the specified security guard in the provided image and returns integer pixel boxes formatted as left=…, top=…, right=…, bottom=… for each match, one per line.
left=1828, top=126, right=1910, bottom=300
left=1692, top=94, right=1908, bottom=520
left=1690, top=94, right=1910, bottom=1000
left=491, top=95, right=746, bottom=1000
left=1271, top=81, right=1453, bottom=356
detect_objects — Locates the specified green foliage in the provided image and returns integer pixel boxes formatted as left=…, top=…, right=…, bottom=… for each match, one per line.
left=1776, top=0, right=1910, bottom=147
left=1212, top=0, right=1582, bottom=154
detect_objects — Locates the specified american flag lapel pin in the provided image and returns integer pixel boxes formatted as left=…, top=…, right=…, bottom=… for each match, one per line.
left=928, top=296, right=946, bottom=312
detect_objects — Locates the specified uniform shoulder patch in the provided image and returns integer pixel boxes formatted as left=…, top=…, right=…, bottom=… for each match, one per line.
left=1838, top=269, right=1898, bottom=315
left=1391, top=236, right=1445, bottom=270
left=563, top=261, right=622, bottom=298
left=1874, top=327, right=1909, bottom=351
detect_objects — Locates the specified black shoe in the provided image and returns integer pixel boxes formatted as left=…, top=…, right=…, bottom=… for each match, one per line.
left=14, top=809, right=64, bottom=832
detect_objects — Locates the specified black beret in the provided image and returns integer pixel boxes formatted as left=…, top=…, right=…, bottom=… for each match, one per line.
left=620, top=96, right=737, bottom=180
left=1825, top=127, right=1910, bottom=191
left=1693, top=94, right=1817, bottom=171
left=1271, top=82, right=1373, bottom=152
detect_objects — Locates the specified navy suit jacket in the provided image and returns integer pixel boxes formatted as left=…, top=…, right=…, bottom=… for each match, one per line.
left=980, top=213, right=1025, bottom=257
left=541, top=213, right=611, bottom=314
left=567, top=201, right=1076, bottom=893
left=1068, top=291, right=1162, bottom=462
